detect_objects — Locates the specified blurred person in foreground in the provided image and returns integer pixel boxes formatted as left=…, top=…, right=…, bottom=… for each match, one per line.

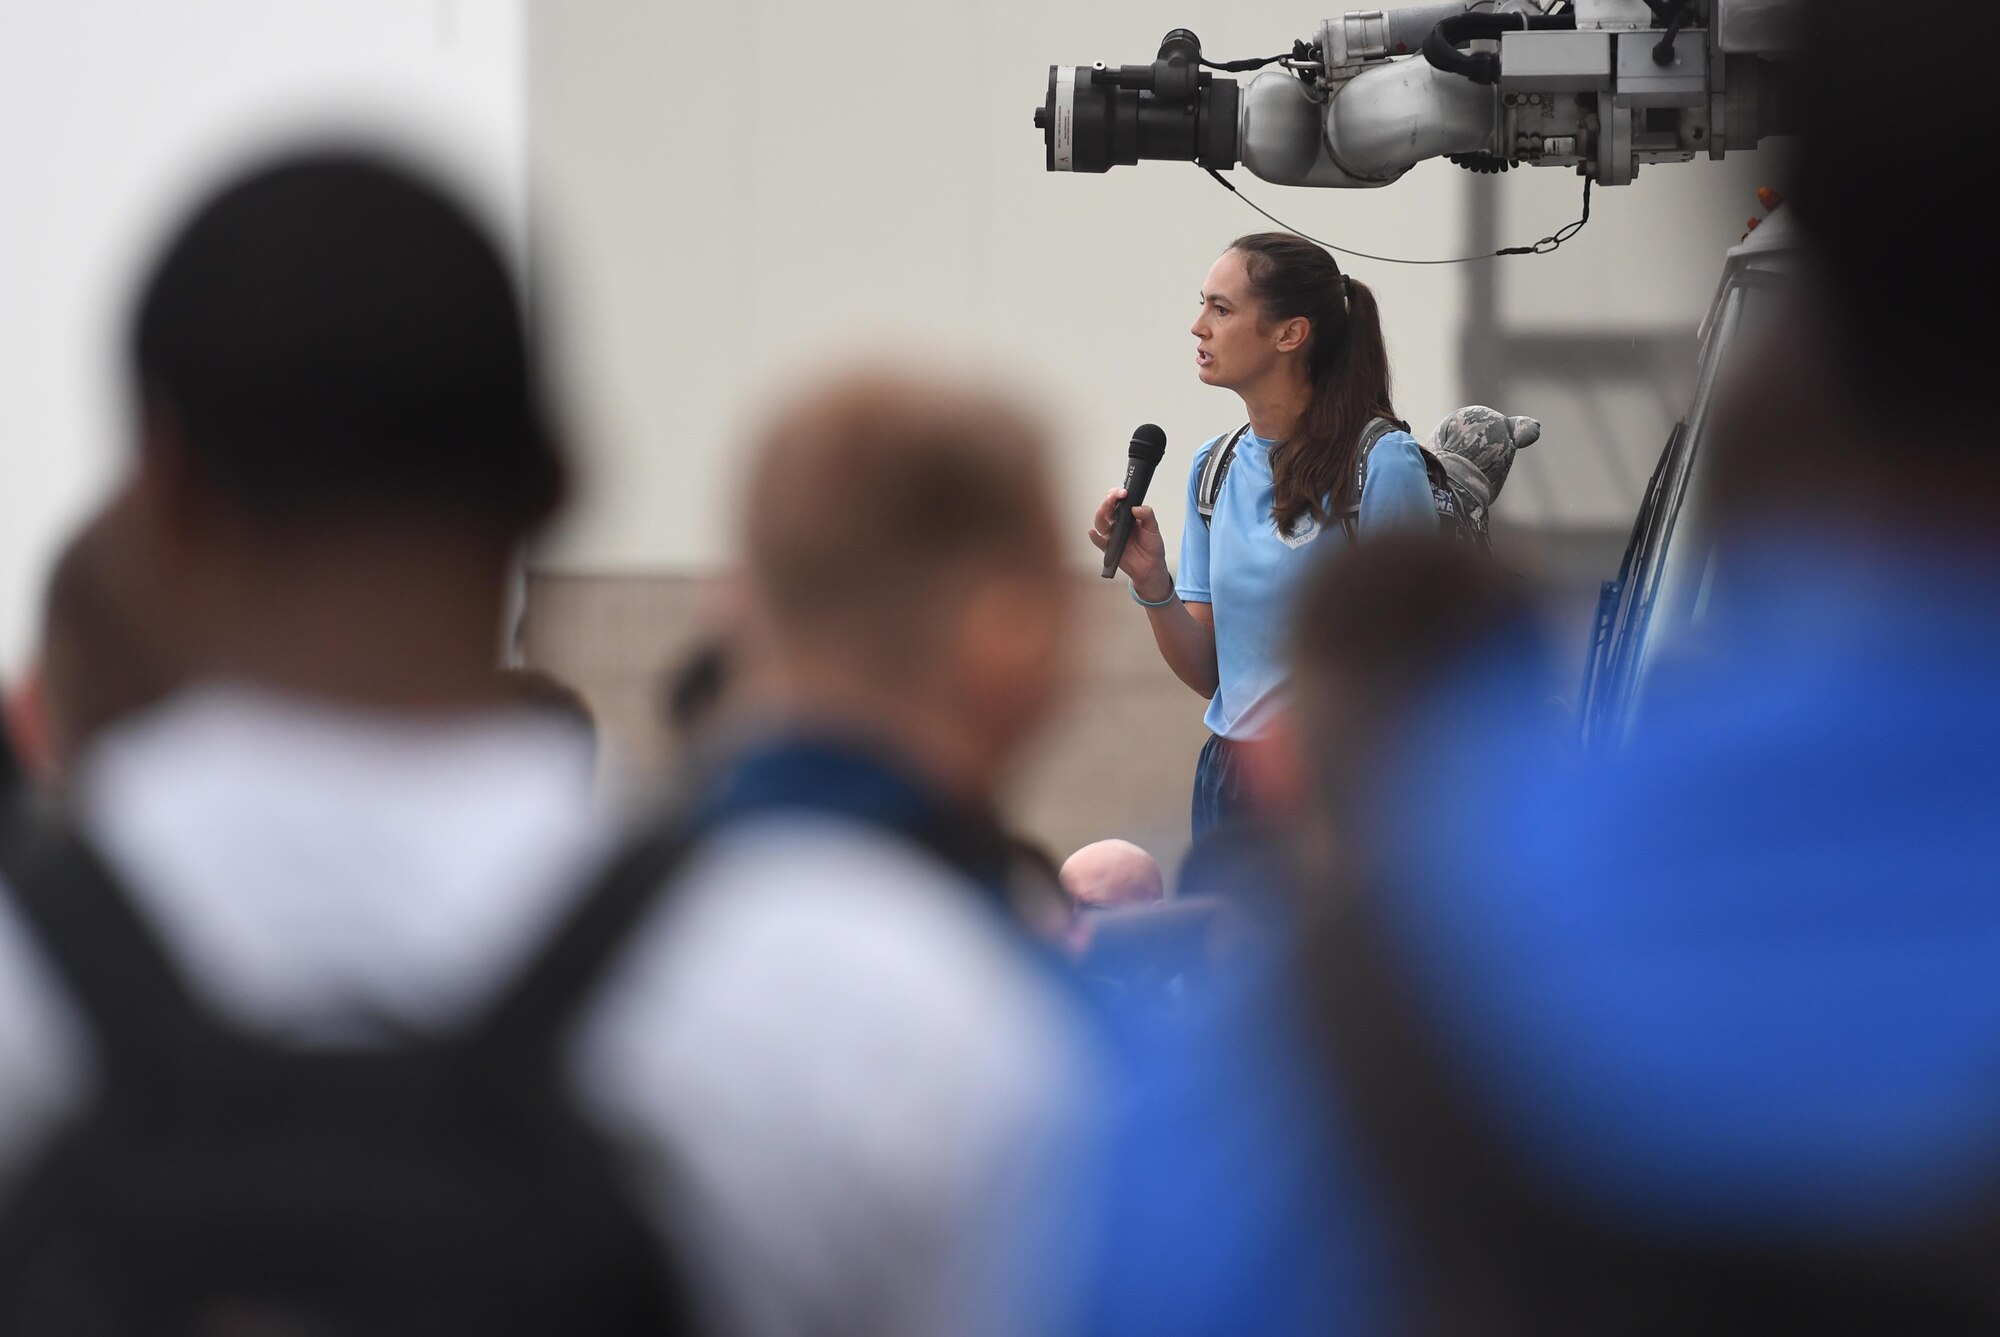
left=1286, top=537, right=1545, bottom=896
left=1295, top=2, right=2000, bottom=1330
left=571, top=369, right=1100, bottom=1337
left=0, top=151, right=677, bottom=1329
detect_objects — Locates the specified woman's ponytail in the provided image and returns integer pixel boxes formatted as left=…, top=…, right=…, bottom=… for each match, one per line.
left=1230, top=233, right=1401, bottom=536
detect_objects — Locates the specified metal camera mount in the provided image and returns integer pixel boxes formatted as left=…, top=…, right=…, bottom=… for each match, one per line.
left=1035, top=0, right=1802, bottom=190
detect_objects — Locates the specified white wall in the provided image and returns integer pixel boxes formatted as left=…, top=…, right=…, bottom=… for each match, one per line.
left=0, top=0, right=1786, bottom=667
left=527, top=0, right=1473, bottom=575
left=529, top=0, right=1782, bottom=575
left=0, top=0, right=525, bottom=670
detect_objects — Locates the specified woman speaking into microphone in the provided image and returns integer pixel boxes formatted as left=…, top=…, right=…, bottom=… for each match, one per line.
left=1090, top=232, right=1435, bottom=838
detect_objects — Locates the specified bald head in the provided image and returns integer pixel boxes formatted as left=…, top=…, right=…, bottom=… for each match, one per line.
left=1061, top=840, right=1165, bottom=911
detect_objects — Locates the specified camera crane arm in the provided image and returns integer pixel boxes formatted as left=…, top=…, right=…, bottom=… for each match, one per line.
left=1033, top=0, right=1802, bottom=192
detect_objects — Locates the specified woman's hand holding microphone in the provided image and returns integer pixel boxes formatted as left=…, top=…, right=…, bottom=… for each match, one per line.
left=1088, top=489, right=1173, bottom=605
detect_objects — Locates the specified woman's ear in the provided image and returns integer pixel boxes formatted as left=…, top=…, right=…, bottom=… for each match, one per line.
left=1274, top=315, right=1312, bottom=355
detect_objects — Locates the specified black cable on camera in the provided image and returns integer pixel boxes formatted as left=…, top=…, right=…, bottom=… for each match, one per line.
left=1642, top=0, right=1697, bottom=64
left=1203, top=166, right=1595, bottom=266
left=1196, top=37, right=1319, bottom=73
left=1424, top=9, right=1580, bottom=86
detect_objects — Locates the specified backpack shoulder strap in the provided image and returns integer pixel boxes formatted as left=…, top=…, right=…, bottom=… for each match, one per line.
left=0, top=796, right=699, bottom=1077
left=1349, top=417, right=1404, bottom=501
left=1339, top=417, right=1406, bottom=539
left=471, top=813, right=696, bottom=1064
left=1197, top=424, right=1252, bottom=527
left=0, top=801, right=229, bottom=1079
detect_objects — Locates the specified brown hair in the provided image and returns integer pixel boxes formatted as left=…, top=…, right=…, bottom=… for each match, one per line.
left=1231, top=233, right=1403, bottom=536
left=741, top=368, right=1061, bottom=680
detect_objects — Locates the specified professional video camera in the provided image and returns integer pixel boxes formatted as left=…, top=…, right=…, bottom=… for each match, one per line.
left=1033, top=0, right=1802, bottom=189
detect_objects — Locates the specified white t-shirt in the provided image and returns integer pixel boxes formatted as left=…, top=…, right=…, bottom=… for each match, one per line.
left=0, top=685, right=1095, bottom=1337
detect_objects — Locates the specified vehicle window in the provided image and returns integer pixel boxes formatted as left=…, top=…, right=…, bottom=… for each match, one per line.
left=1624, top=274, right=1782, bottom=731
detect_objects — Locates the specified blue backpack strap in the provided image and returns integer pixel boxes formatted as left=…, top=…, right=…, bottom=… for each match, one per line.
left=1197, top=424, right=1252, bottom=528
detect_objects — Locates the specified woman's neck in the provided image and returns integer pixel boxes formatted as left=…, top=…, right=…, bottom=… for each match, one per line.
left=1238, top=369, right=1314, bottom=442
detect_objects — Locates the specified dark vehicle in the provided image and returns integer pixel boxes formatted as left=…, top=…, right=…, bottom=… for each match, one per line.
left=1577, top=205, right=1800, bottom=747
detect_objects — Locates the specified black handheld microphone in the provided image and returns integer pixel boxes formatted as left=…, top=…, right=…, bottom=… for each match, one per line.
left=1102, top=423, right=1168, bottom=578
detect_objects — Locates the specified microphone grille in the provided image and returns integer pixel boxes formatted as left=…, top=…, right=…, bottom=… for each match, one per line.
left=1128, top=423, right=1167, bottom=463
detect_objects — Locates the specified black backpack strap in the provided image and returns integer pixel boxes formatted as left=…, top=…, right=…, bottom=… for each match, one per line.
left=472, top=815, right=696, bottom=1064
left=1196, top=424, right=1251, bottom=528
left=1338, top=417, right=1404, bottom=540
left=0, top=802, right=230, bottom=1081
left=0, top=796, right=697, bottom=1076
left=1350, top=417, right=1403, bottom=499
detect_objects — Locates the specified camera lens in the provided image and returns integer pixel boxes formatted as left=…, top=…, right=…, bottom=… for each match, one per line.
left=1037, top=65, right=1238, bottom=174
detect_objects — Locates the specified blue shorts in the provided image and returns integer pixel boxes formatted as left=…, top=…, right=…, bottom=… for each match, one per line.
left=1191, top=734, right=1257, bottom=841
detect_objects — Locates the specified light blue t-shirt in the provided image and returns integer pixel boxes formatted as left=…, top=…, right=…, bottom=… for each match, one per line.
left=1175, top=426, right=1435, bottom=739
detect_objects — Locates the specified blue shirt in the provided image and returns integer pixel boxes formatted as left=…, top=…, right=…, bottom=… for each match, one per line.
left=1175, top=426, right=1435, bottom=739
